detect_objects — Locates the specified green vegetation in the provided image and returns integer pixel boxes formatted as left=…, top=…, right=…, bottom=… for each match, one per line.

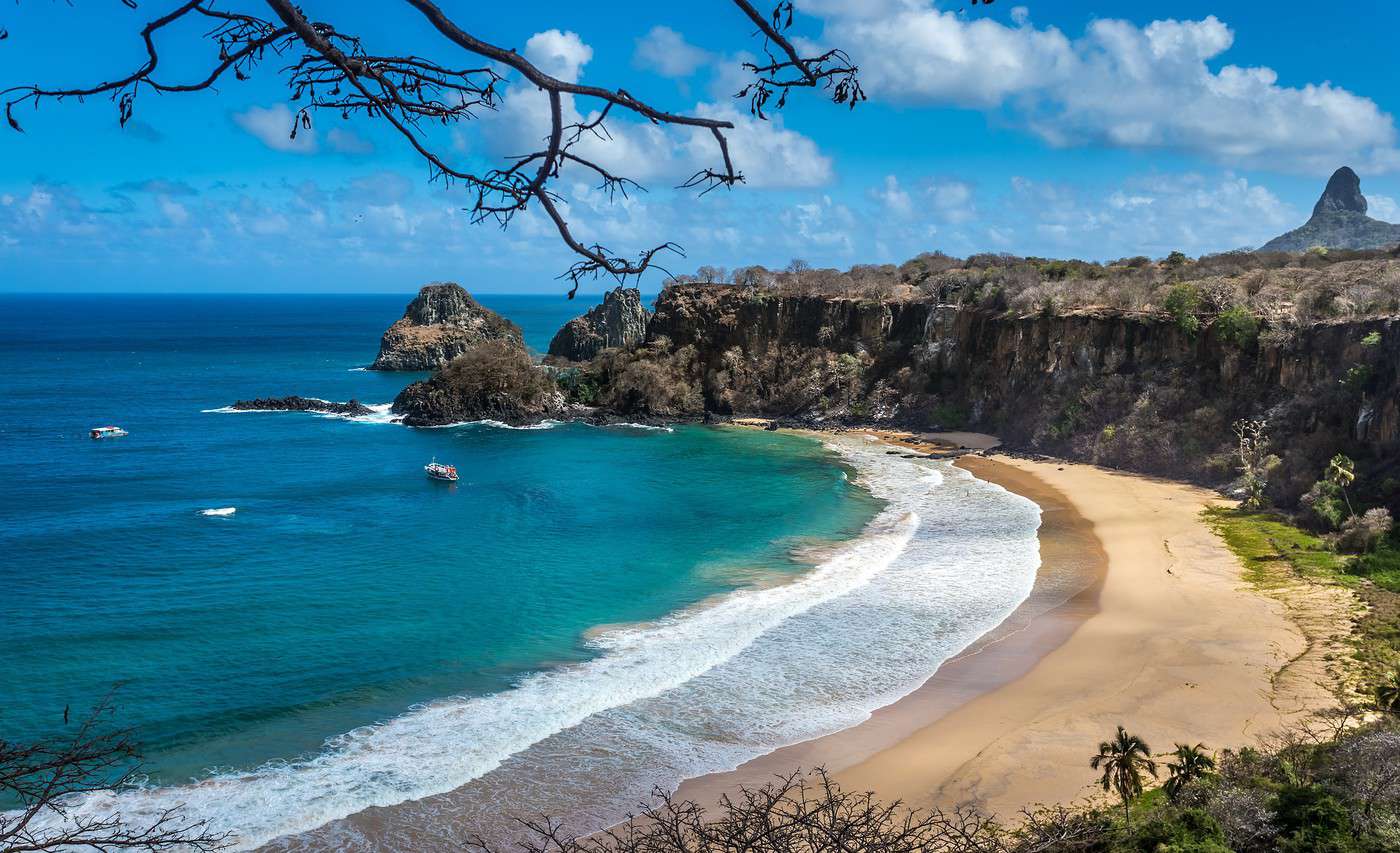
left=481, top=720, right=1400, bottom=853
left=1215, top=306, right=1260, bottom=347
left=1092, top=726, right=1159, bottom=827
left=1204, top=507, right=1400, bottom=699
left=1165, top=282, right=1204, bottom=335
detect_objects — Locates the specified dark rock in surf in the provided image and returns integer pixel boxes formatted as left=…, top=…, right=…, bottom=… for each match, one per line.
left=229, top=396, right=373, bottom=416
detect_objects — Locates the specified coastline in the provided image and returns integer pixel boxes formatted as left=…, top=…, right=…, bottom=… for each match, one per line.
left=678, top=436, right=1338, bottom=818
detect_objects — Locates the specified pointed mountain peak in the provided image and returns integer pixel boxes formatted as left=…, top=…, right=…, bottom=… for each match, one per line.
left=1312, top=166, right=1367, bottom=217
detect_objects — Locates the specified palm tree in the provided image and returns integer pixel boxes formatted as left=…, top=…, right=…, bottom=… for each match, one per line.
left=1379, top=671, right=1400, bottom=715
left=1327, top=453, right=1357, bottom=517
left=1164, top=743, right=1216, bottom=800
left=1091, top=725, right=1158, bottom=828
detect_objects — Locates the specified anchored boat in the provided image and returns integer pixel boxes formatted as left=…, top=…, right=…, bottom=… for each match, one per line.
left=425, top=458, right=459, bottom=482
left=90, top=426, right=128, bottom=439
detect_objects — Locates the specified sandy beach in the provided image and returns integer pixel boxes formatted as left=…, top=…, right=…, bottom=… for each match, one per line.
left=680, top=436, right=1342, bottom=817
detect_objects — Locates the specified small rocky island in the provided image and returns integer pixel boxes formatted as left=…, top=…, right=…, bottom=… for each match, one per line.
left=230, top=396, right=374, bottom=416
left=370, top=282, right=522, bottom=371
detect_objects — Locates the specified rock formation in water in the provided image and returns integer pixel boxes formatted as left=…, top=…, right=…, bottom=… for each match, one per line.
left=1259, top=167, right=1400, bottom=252
left=370, top=283, right=522, bottom=370
left=230, top=396, right=374, bottom=416
left=391, top=340, right=566, bottom=427
left=546, top=287, right=650, bottom=362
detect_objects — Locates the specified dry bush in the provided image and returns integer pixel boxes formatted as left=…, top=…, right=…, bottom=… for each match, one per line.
left=467, top=769, right=1115, bottom=853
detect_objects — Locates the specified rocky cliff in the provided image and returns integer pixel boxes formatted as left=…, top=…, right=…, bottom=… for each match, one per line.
left=1260, top=167, right=1400, bottom=252
left=546, top=287, right=650, bottom=362
left=370, top=283, right=522, bottom=370
left=570, top=284, right=1399, bottom=508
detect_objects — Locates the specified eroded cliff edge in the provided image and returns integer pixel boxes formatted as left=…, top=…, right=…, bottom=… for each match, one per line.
left=563, top=284, right=1399, bottom=509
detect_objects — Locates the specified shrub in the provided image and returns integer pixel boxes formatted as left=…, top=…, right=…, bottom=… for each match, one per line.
left=1303, top=479, right=1349, bottom=530
left=1214, top=306, right=1260, bottom=348
left=1165, top=283, right=1203, bottom=335
left=1337, top=508, right=1394, bottom=553
left=1362, top=330, right=1383, bottom=347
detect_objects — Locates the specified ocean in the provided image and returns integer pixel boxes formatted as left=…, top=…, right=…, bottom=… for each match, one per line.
left=0, top=293, right=1042, bottom=850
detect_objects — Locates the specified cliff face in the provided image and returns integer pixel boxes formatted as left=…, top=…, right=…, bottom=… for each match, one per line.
left=371, top=283, right=522, bottom=370
left=547, top=287, right=650, bottom=362
left=607, top=285, right=1399, bottom=506
left=1260, top=167, right=1400, bottom=252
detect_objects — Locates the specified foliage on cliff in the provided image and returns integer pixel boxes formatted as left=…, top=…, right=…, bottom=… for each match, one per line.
left=393, top=340, right=562, bottom=426
left=473, top=719, right=1400, bottom=853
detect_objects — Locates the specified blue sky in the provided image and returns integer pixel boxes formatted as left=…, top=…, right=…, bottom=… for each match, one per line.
left=2, top=0, right=1399, bottom=294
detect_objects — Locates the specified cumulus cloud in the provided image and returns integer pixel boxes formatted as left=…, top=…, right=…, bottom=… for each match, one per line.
left=810, top=5, right=1400, bottom=173
left=848, top=170, right=1298, bottom=262
left=869, top=175, right=975, bottom=224
left=480, top=30, right=831, bottom=190
left=233, top=104, right=315, bottom=154
left=524, top=30, right=593, bottom=83
left=1369, top=194, right=1399, bottom=223
left=634, top=26, right=713, bottom=77
left=685, top=102, right=833, bottom=188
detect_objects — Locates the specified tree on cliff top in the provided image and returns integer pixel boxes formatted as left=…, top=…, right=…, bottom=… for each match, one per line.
left=1, top=1, right=885, bottom=295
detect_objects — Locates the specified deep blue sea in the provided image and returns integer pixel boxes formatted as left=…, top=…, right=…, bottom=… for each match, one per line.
left=0, top=293, right=1043, bottom=851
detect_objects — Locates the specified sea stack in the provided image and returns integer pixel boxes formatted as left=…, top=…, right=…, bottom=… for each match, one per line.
left=1259, top=166, right=1400, bottom=252
left=370, top=283, right=522, bottom=371
left=546, top=287, right=650, bottom=362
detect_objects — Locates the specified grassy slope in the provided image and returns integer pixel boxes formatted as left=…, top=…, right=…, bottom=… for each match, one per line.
left=1204, top=507, right=1400, bottom=698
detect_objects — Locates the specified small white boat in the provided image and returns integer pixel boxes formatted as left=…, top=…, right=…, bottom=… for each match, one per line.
left=90, top=426, right=128, bottom=439
left=425, top=458, right=459, bottom=482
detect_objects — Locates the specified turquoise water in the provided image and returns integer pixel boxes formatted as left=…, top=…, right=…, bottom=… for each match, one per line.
left=0, top=294, right=879, bottom=788
left=0, top=294, right=1045, bottom=852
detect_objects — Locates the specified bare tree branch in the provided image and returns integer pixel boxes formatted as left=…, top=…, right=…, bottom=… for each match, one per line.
left=3, top=1, right=867, bottom=294
left=0, top=691, right=229, bottom=853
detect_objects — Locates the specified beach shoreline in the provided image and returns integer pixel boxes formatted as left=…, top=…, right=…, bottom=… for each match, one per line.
left=677, top=430, right=1340, bottom=817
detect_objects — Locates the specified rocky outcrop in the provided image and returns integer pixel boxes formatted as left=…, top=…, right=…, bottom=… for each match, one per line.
left=546, top=287, right=650, bottom=362
left=391, top=340, right=565, bottom=427
left=370, top=283, right=522, bottom=370
left=566, top=284, right=1399, bottom=511
left=230, top=396, right=373, bottom=416
left=1260, top=167, right=1400, bottom=252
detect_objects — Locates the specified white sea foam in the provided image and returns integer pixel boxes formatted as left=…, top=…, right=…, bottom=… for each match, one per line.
left=328, top=403, right=398, bottom=425
left=200, top=507, right=237, bottom=517
left=12, top=441, right=1040, bottom=851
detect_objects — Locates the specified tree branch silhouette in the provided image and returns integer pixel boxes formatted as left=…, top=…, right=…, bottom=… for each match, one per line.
left=3, top=1, right=863, bottom=295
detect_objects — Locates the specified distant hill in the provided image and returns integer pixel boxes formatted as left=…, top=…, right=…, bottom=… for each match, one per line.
left=1259, top=166, right=1400, bottom=252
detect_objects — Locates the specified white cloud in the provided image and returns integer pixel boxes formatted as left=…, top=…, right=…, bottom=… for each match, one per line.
left=869, top=175, right=974, bottom=223
left=524, top=30, right=593, bottom=84
left=871, top=175, right=913, bottom=217
left=635, top=26, right=712, bottom=78
left=481, top=32, right=831, bottom=190
left=327, top=127, right=375, bottom=156
left=1369, top=193, right=1399, bottom=223
left=811, top=6, right=1400, bottom=173
left=233, top=104, right=315, bottom=154
left=686, top=102, right=833, bottom=189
